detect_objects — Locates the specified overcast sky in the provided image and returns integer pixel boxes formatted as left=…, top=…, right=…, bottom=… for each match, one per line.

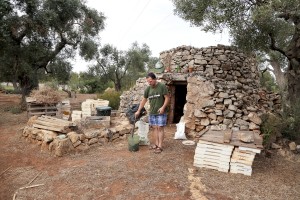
left=72, top=0, right=231, bottom=72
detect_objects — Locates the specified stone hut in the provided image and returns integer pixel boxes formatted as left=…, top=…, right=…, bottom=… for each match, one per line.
left=119, top=44, right=281, bottom=137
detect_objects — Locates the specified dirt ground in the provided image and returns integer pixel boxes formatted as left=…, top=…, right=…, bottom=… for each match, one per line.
left=0, top=93, right=299, bottom=200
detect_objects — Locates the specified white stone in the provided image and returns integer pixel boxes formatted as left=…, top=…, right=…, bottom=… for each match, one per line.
left=248, top=112, right=262, bottom=125
left=289, top=142, right=297, bottom=151
left=271, top=143, right=281, bottom=149
left=200, top=118, right=210, bottom=126
left=215, top=110, right=223, bottom=115
left=224, top=99, right=232, bottom=105
left=84, top=129, right=100, bottom=139
left=249, top=122, right=259, bottom=130
left=67, top=132, right=80, bottom=143
left=228, top=104, right=237, bottom=111
left=208, top=113, right=217, bottom=120
left=219, top=92, right=229, bottom=98
left=194, top=110, right=207, bottom=118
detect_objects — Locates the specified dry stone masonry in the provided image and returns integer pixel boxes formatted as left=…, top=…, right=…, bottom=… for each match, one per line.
left=119, top=44, right=281, bottom=136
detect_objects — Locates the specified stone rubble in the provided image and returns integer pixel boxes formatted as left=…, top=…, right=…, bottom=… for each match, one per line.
left=22, top=114, right=133, bottom=157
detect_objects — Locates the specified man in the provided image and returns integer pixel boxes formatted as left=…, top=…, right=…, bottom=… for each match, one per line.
left=135, top=72, right=169, bottom=153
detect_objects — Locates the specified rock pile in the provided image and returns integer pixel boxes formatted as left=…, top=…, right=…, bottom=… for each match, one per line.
left=119, top=78, right=149, bottom=113
left=22, top=115, right=133, bottom=156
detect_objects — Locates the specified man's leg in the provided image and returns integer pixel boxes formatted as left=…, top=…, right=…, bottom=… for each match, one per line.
left=153, top=125, right=159, bottom=147
left=157, top=126, right=164, bottom=148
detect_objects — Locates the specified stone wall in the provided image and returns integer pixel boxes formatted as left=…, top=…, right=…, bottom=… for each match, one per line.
left=119, top=44, right=281, bottom=135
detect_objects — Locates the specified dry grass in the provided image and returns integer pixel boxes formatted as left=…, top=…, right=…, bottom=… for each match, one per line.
left=29, top=87, right=62, bottom=104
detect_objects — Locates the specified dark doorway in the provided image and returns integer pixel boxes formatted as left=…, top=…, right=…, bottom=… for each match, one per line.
left=173, top=83, right=187, bottom=123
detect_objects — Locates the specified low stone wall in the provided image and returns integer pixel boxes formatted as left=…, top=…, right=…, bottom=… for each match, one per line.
left=183, top=74, right=280, bottom=136
left=119, top=44, right=281, bottom=136
left=22, top=115, right=133, bottom=156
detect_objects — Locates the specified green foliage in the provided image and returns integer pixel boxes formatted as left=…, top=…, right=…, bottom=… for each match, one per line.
left=98, top=89, right=121, bottom=110
left=261, top=100, right=300, bottom=148
left=281, top=101, right=300, bottom=141
left=10, top=106, right=23, bottom=114
left=47, top=59, right=73, bottom=85
left=2, top=105, right=23, bottom=114
left=77, top=71, right=110, bottom=93
left=260, top=71, right=279, bottom=92
left=260, top=113, right=283, bottom=149
left=172, top=0, right=300, bottom=103
left=43, top=81, right=59, bottom=90
left=0, top=84, right=20, bottom=94
left=90, top=42, right=154, bottom=91
left=0, top=0, right=105, bottom=100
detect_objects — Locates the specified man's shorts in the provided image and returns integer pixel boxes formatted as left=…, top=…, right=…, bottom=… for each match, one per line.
left=149, top=114, right=167, bottom=127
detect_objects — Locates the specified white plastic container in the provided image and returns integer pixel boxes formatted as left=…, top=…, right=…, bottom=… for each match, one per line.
left=135, top=120, right=150, bottom=145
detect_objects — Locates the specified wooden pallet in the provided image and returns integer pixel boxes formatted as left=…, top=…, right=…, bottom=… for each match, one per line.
left=193, top=140, right=233, bottom=173
left=27, top=102, right=57, bottom=117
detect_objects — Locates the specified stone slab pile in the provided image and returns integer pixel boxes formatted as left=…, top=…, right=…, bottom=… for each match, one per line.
left=22, top=115, right=133, bottom=156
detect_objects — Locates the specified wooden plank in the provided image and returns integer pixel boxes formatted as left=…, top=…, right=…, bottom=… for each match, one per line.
left=198, top=140, right=234, bottom=149
left=34, top=120, right=67, bottom=129
left=230, top=169, right=252, bottom=176
left=39, top=115, right=75, bottom=126
left=193, top=163, right=229, bottom=172
left=195, top=147, right=233, bottom=156
left=231, top=154, right=255, bottom=161
left=38, top=117, right=70, bottom=126
left=196, top=144, right=234, bottom=152
left=194, top=154, right=231, bottom=162
left=238, top=146, right=261, bottom=154
left=199, top=130, right=263, bottom=150
left=194, top=158, right=230, bottom=167
left=232, top=149, right=256, bottom=157
left=195, top=148, right=233, bottom=155
left=230, top=158, right=253, bottom=166
left=32, top=124, right=65, bottom=133
left=28, top=111, right=57, bottom=116
left=27, top=106, right=57, bottom=111
left=230, top=162, right=252, bottom=170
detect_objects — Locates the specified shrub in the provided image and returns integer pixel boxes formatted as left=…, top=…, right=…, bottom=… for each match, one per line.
left=97, top=89, right=121, bottom=110
left=260, top=113, right=283, bottom=149
left=1, top=105, right=23, bottom=114
left=281, top=100, right=300, bottom=141
left=10, top=106, right=23, bottom=114
left=261, top=100, right=300, bottom=148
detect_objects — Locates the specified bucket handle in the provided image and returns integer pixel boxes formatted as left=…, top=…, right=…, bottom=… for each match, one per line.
left=131, top=117, right=137, bottom=138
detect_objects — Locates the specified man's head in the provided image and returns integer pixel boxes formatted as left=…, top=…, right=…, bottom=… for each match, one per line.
left=146, top=72, right=157, bottom=87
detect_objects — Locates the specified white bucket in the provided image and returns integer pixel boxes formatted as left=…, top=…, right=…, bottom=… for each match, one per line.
left=135, top=120, right=150, bottom=145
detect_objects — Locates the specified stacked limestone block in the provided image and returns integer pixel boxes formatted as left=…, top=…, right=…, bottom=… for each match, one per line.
left=182, top=74, right=281, bottom=134
left=119, top=78, right=148, bottom=113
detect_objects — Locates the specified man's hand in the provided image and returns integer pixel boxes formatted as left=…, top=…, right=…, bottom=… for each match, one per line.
left=158, top=107, right=165, bottom=114
left=134, top=111, right=140, bottom=119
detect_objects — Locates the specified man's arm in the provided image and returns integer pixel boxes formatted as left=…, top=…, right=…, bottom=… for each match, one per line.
left=135, top=97, right=147, bottom=118
left=158, top=94, right=170, bottom=114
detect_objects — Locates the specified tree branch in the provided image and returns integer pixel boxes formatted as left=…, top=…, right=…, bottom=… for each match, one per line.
left=268, top=33, right=288, bottom=58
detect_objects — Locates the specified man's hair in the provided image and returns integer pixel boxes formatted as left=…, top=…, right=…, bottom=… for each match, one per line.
left=146, top=72, right=156, bottom=79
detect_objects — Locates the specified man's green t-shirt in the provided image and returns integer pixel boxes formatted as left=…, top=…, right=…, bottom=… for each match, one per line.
left=144, top=82, right=168, bottom=115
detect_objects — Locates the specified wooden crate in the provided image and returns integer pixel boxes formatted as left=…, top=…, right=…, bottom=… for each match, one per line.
left=27, top=102, right=57, bottom=117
